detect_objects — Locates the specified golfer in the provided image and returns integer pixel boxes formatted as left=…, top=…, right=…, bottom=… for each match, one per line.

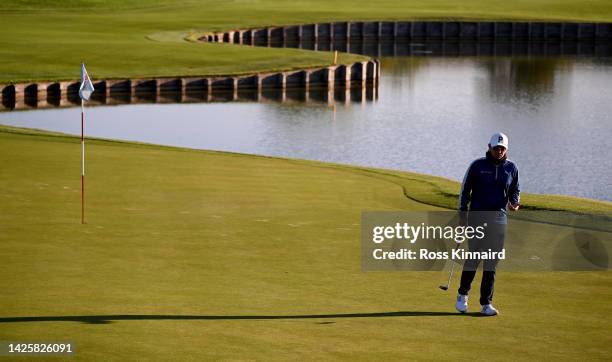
left=455, top=132, right=520, bottom=316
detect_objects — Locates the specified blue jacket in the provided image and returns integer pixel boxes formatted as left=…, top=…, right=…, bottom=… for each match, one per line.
left=459, top=152, right=520, bottom=216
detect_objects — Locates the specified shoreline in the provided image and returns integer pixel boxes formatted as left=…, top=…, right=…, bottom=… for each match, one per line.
left=0, top=60, right=379, bottom=112
left=2, top=124, right=610, bottom=212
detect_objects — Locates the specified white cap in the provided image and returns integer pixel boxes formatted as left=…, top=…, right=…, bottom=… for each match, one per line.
left=489, top=132, right=509, bottom=149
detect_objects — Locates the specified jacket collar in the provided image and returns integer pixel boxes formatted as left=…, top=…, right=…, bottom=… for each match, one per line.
left=486, top=151, right=507, bottom=166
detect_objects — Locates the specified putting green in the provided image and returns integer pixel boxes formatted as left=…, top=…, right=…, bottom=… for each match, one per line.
left=2, top=0, right=612, bottom=83
left=0, top=126, right=610, bottom=360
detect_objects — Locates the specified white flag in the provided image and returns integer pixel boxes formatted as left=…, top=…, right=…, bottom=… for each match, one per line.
left=79, top=63, right=95, bottom=101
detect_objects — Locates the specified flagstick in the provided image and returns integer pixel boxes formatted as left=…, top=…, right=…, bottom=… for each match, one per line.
left=81, top=98, right=86, bottom=224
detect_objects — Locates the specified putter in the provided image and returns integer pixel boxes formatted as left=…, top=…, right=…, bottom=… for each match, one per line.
left=439, top=243, right=463, bottom=291
left=439, top=261, right=455, bottom=291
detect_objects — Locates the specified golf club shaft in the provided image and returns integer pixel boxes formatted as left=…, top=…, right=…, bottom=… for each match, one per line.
left=445, top=258, right=455, bottom=288
left=442, top=243, right=463, bottom=289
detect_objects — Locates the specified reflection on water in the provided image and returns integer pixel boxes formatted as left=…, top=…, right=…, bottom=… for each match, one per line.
left=1, top=54, right=611, bottom=201
left=276, top=39, right=612, bottom=58
left=382, top=56, right=569, bottom=102
left=478, top=58, right=572, bottom=105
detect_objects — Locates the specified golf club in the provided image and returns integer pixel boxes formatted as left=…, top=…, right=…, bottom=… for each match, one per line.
left=439, top=243, right=463, bottom=291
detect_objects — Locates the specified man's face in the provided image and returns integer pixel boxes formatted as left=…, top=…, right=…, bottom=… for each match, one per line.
left=489, top=145, right=507, bottom=160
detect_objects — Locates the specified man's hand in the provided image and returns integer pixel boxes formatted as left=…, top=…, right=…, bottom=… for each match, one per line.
left=508, top=203, right=520, bottom=211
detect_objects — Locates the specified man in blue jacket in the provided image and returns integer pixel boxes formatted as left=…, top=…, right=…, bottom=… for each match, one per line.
left=455, top=132, right=520, bottom=316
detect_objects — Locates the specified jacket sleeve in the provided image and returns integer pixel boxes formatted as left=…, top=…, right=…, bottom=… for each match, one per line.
left=459, top=162, right=475, bottom=211
left=509, top=166, right=520, bottom=206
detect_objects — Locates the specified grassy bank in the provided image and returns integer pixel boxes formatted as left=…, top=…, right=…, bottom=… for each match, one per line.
left=1, top=126, right=611, bottom=360
left=2, top=125, right=610, bottom=213
left=2, top=0, right=612, bottom=83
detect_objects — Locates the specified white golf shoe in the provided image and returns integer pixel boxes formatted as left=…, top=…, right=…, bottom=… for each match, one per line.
left=455, top=294, right=468, bottom=313
left=480, top=304, right=498, bottom=316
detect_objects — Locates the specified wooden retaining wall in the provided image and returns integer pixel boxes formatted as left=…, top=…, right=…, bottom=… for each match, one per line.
left=202, top=21, right=612, bottom=44
left=0, top=60, right=379, bottom=111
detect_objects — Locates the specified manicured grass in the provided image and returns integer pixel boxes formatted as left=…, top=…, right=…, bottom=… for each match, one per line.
left=2, top=0, right=612, bottom=83
left=1, top=126, right=610, bottom=360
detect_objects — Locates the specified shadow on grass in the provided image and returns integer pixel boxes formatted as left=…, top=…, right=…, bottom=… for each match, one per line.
left=0, top=311, right=486, bottom=324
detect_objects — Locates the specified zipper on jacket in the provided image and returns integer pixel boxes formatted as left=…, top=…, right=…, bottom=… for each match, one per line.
left=495, top=165, right=498, bottom=180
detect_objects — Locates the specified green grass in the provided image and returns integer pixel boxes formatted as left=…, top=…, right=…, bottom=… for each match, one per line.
left=2, top=0, right=612, bottom=83
left=2, top=3, right=612, bottom=358
left=1, top=126, right=611, bottom=360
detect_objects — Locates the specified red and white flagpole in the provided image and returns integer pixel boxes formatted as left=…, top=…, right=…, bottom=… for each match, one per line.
left=81, top=98, right=85, bottom=224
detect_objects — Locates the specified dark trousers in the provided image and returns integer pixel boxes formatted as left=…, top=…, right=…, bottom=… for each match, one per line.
left=458, top=270, right=496, bottom=306
left=457, top=220, right=506, bottom=306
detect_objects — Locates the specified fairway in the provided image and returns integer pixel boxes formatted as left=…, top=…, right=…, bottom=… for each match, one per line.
left=1, top=127, right=610, bottom=360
